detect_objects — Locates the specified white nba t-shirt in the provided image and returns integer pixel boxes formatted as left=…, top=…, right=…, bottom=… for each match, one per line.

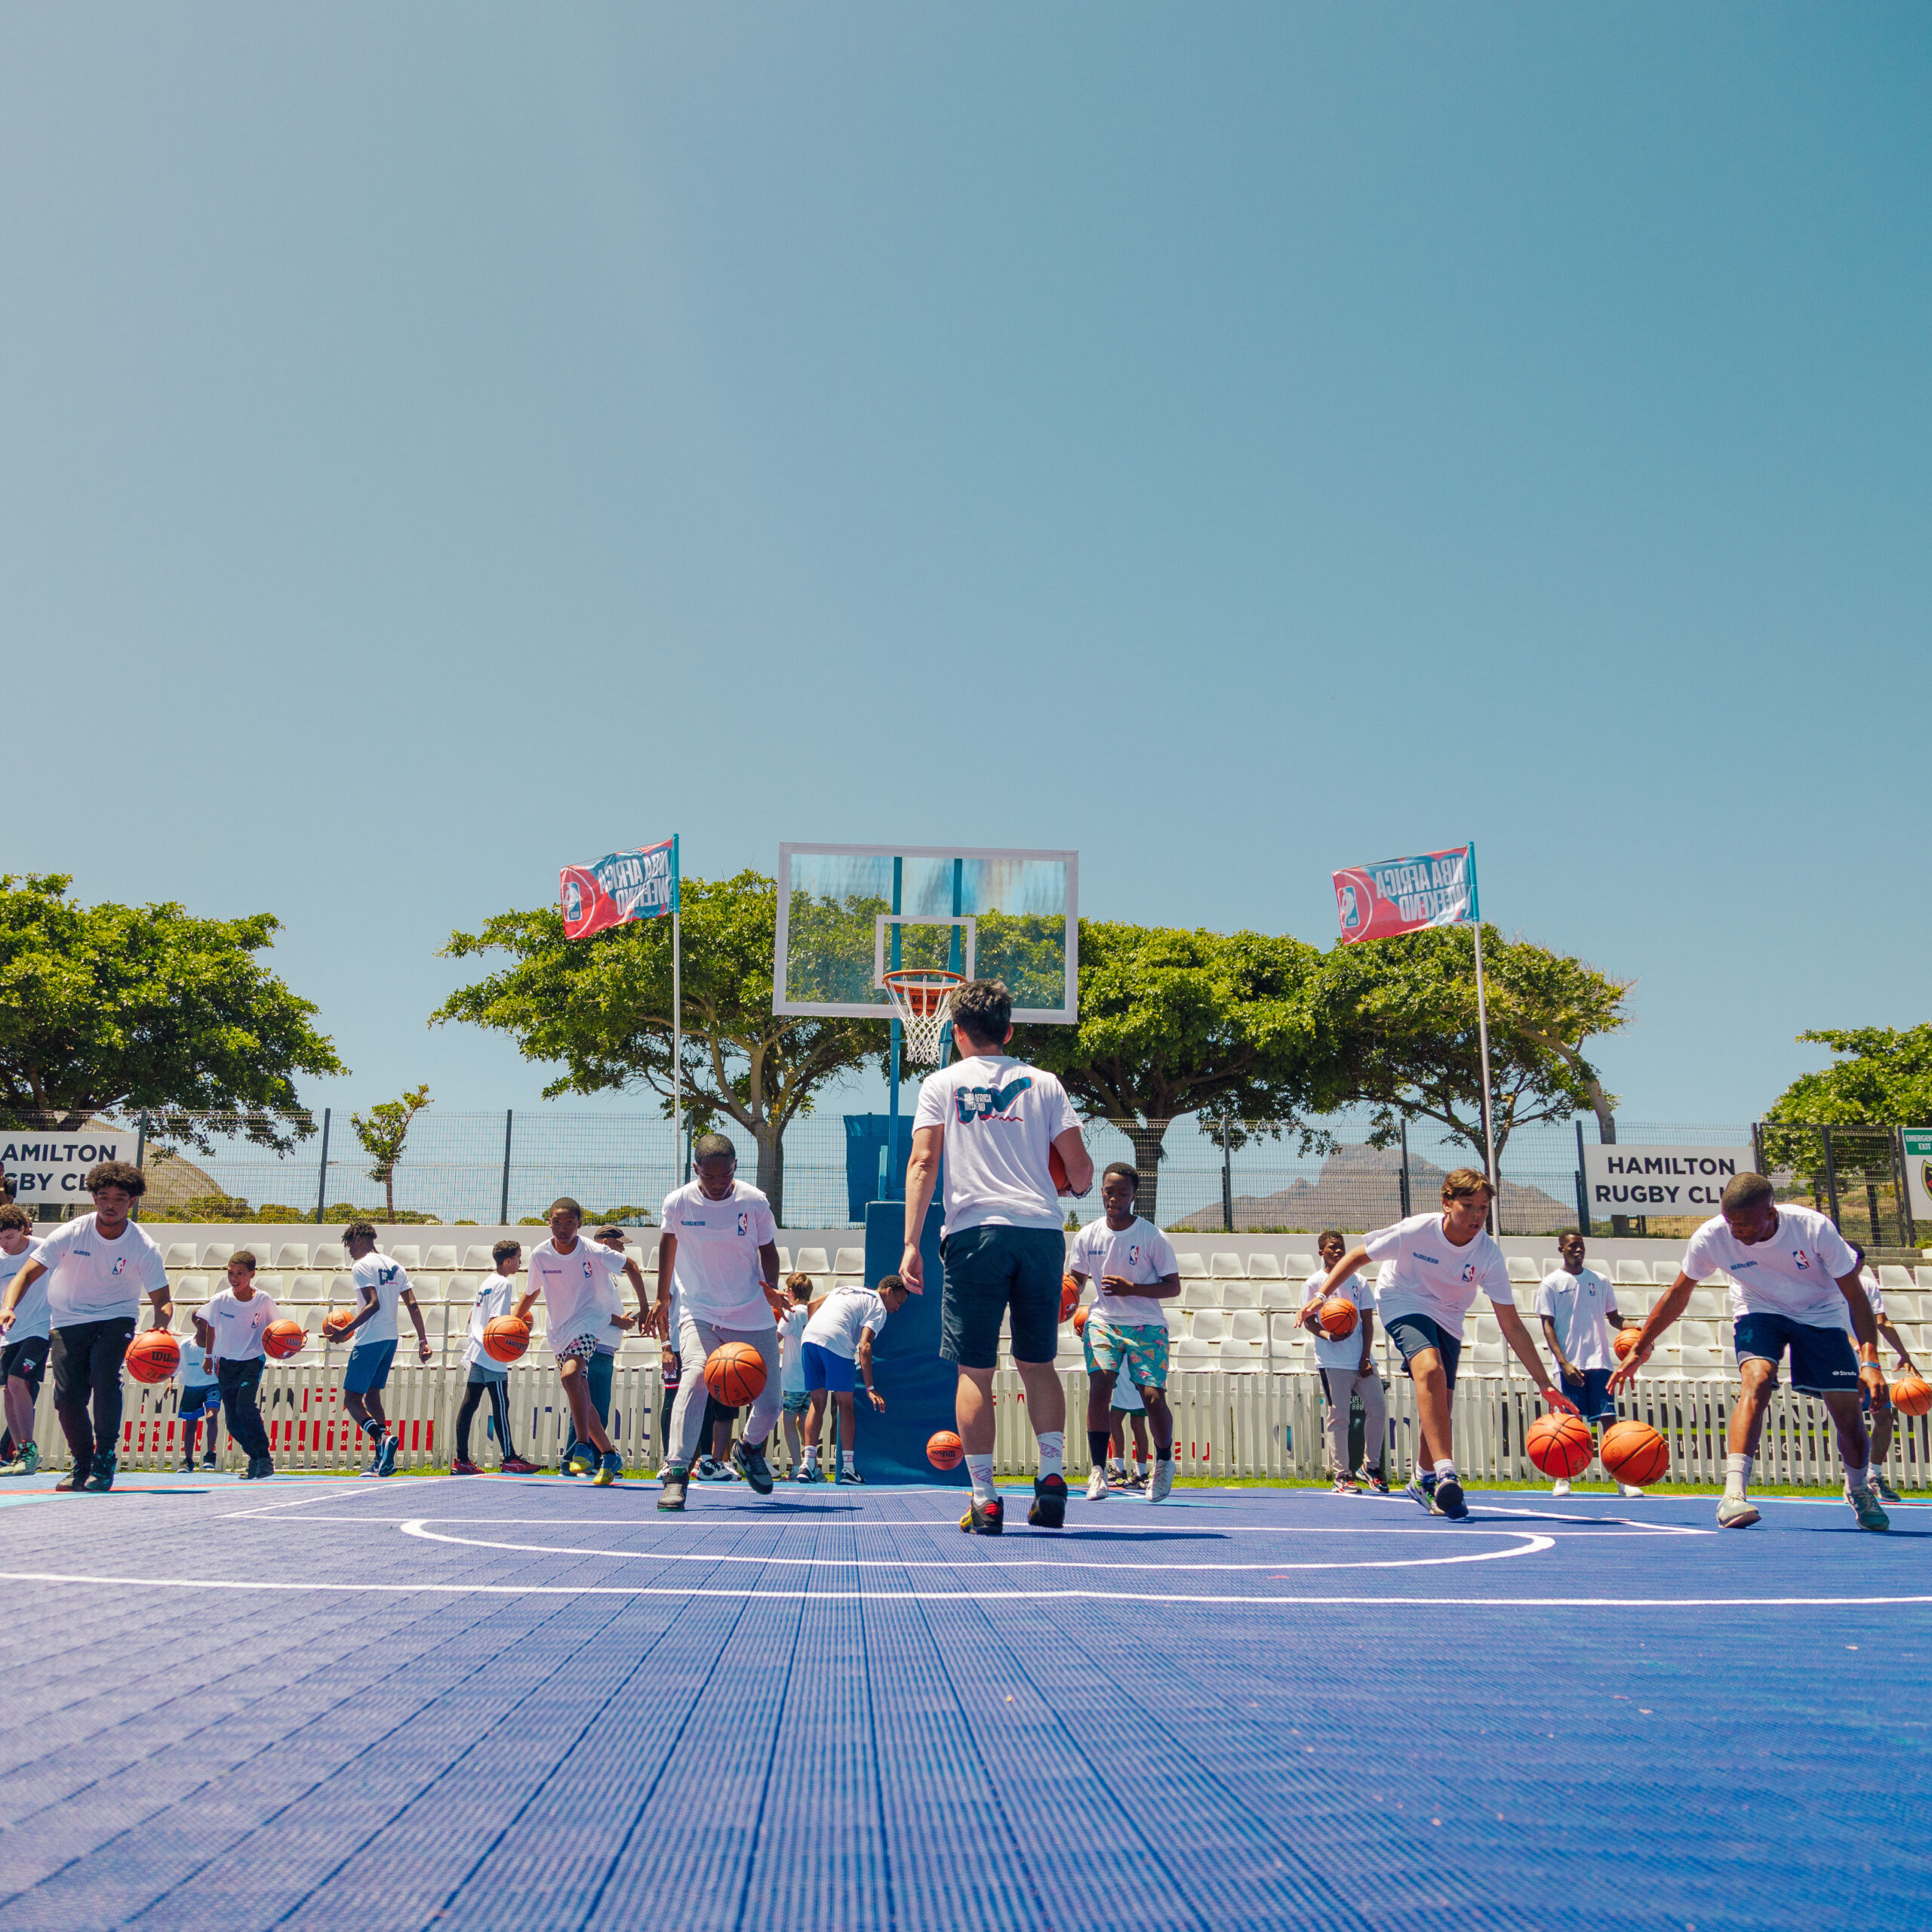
left=659, top=1181, right=778, bottom=1327
left=35, top=1214, right=170, bottom=1324
left=801, top=1285, right=891, bottom=1361
left=349, top=1252, right=411, bottom=1346
left=464, top=1271, right=522, bottom=1371
left=202, top=1288, right=278, bottom=1364
left=912, top=1055, right=1079, bottom=1235
left=1303, top=1266, right=1375, bottom=1372
left=1682, top=1204, right=1856, bottom=1327
left=1534, top=1266, right=1619, bottom=1374
left=0, top=1237, right=49, bottom=1342
left=1362, top=1211, right=1511, bottom=1333
left=527, top=1238, right=630, bottom=1354
left=1068, top=1217, right=1177, bottom=1327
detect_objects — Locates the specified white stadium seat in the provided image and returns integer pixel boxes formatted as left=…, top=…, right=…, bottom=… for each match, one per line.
left=286, top=1274, right=328, bottom=1303
left=1259, top=1283, right=1297, bottom=1311
left=834, top=1247, right=866, bottom=1275
left=1191, top=1311, right=1229, bottom=1343
left=463, top=1244, right=499, bottom=1271
left=1180, top=1283, right=1220, bottom=1312
left=1217, top=1337, right=1262, bottom=1370
left=1284, top=1252, right=1318, bottom=1278
left=163, top=1243, right=196, bottom=1269
left=1210, top=1253, right=1243, bottom=1278
left=1173, top=1337, right=1214, bottom=1364
left=1506, top=1257, right=1540, bottom=1284
left=1246, top=1254, right=1284, bottom=1279
left=311, top=1243, right=346, bottom=1269
left=1221, top=1281, right=1258, bottom=1310
left=272, top=1243, right=309, bottom=1269
left=1176, top=1253, right=1207, bottom=1278
left=1878, top=1265, right=1915, bottom=1294
left=425, top=1244, right=460, bottom=1271
left=198, top=1243, right=233, bottom=1269
left=389, top=1245, right=422, bottom=1268
left=792, top=1247, right=830, bottom=1275
left=1681, top=1288, right=1728, bottom=1320
left=1268, top=1313, right=1303, bottom=1345
left=1228, top=1309, right=1266, bottom=1343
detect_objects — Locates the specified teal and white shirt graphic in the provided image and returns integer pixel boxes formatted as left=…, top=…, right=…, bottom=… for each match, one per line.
left=912, top=1054, right=1078, bottom=1235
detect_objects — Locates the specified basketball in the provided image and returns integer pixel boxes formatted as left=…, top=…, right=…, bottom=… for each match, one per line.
left=1890, top=1374, right=1931, bottom=1417
left=483, top=1315, right=531, bottom=1364
left=928, top=1430, right=964, bottom=1470
left=1073, top=1305, right=1089, bottom=1334
left=125, top=1330, right=181, bottom=1384
left=1061, top=1272, right=1081, bottom=1321
left=1526, top=1411, right=1594, bottom=1479
left=263, top=1318, right=306, bottom=1360
left=1050, top=1145, right=1072, bottom=1195
left=1600, top=1418, right=1669, bottom=1486
left=704, top=1341, right=768, bottom=1405
left=323, top=1309, right=356, bottom=1341
left=1318, top=1297, right=1358, bottom=1340
left=1612, top=1325, right=1644, bottom=1361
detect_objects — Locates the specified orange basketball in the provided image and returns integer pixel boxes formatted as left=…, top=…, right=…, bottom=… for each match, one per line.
left=263, top=1318, right=306, bottom=1361
left=1060, top=1272, right=1081, bottom=1321
left=1073, top=1305, right=1090, bottom=1334
left=125, top=1329, right=180, bottom=1384
left=703, top=1341, right=768, bottom=1406
left=483, top=1315, right=531, bottom=1364
left=1050, top=1146, right=1072, bottom=1195
left=323, top=1309, right=356, bottom=1341
left=928, top=1429, right=964, bottom=1470
left=1600, top=1418, right=1669, bottom=1486
left=1319, top=1297, right=1359, bottom=1340
left=1612, top=1325, right=1644, bottom=1361
left=1889, top=1374, right=1931, bottom=1417
left=1526, top=1411, right=1594, bottom=1479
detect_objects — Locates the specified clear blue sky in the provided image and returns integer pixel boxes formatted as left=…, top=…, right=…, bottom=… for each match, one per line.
left=5, top=6, right=1927, bottom=1131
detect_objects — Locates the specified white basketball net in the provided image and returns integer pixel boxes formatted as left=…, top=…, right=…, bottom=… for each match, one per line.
left=881, top=969, right=964, bottom=1066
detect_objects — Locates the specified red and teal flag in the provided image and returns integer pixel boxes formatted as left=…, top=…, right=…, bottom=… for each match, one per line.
left=560, top=835, right=679, bottom=940
left=1332, top=843, right=1478, bottom=945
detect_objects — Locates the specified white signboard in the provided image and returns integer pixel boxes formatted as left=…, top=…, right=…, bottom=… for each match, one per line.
left=1581, top=1145, right=1747, bottom=1217
left=0, top=1128, right=142, bottom=1204
left=1903, top=1130, right=1932, bottom=1223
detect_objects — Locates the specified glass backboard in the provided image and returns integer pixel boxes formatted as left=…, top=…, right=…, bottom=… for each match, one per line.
left=774, top=844, right=1078, bottom=1023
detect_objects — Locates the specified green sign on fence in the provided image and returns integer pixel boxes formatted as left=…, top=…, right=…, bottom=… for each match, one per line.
left=1904, top=1130, right=1932, bottom=1225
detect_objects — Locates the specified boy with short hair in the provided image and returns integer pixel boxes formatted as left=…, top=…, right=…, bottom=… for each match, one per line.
left=557, top=1227, right=639, bottom=1475
left=197, top=1251, right=278, bottom=1480
left=777, top=1272, right=815, bottom=1478
left=176, top=1309, right=223, bottom=1472
left=799, top=1275, right=911, bottom=1484
left=454, top=1240, right=537, bottom=1475
left=1068, top=1161, right=1182, bottom=1503
left=332, top=1220, right=433, bottom=1478
left=0, top=1160, right=174, bottom=1493
left=0, top=1205, right=48, bottom=1477
left=1300, top=1229, right=1387, bottom=1496
left=1535, top=1232, right=1641, bottom=1499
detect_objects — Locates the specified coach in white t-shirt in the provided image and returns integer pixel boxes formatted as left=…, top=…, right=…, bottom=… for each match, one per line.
left=902, top=977, right=1095, bottom=1536
left=1611, top=1171, right=1888, bottom=1532
left=654, top=1134, right=786, bottom=1511
left=0, top=1159, right=172, bottom=1494
left=1317, top=1168, right=1572, bottom=1521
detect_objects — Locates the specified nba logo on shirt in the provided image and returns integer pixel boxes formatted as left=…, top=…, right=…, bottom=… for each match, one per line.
left=1460, top=1263, right=1475, bottom=1283
left=111, top=1257, right=128, bottom=1277
left=737, top=1211, right=749, bottom=1236
left=1128, top=1244, right=1141, bottom=1266
left=1792, top=1250, right=1809, bottom=1269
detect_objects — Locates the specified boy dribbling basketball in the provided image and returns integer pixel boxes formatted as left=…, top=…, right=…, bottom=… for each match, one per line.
left=1300, top=1229, right=1386, bottom=1496
left=453, top=1239, right=536, bottom=1475
left=332, top=1222, right=433, bottom=1477
left=196, top=1251, right=278, bottom=1480
left=1535, top=1232, right=1641, bottom=1499
left=798, top=1274, right=910, bottom=1484
left=1315, top=1169, right=1577, bottom=1520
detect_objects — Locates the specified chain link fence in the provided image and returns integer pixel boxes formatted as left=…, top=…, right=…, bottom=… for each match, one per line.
left=1, top=1107, right=1922, bottom=1244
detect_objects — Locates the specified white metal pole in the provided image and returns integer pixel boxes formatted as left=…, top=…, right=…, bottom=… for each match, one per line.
left=1472, top=918, right=1500, bottom=1229
left=672, top=906, right=683, bottom=1184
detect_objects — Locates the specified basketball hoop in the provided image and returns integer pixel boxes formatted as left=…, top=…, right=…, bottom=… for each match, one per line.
left=881, top=968, right=965, bottom=1066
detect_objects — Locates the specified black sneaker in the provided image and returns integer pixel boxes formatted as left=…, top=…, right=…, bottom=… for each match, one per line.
left=55, top=1465, right=93, bottom=1493
left=1435, top=1478, right=1469, bottom=1521
left=657, top=1465, right=690, bottom=1512
left=1028, top=1473, right=1068, bottom=1530
left=85, top=1454, right=117, bottom=1493
left=731, top=1437, right=775, bottom=1496
left=200, top=1451, right=218, bottom=1470
left=959, top=1497, right=1004, bottom=1535
left=254, top=1457, right=275, bottom=1481
left=835, top=1467, right=865, bottom=1485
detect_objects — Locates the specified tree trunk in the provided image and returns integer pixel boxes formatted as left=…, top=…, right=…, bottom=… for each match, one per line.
left=755, top=1121, right=786, bottom=1226
left=1121, top=1120, right=1172, bottom=1226
left=384, top=1167, right=395, bottom=1219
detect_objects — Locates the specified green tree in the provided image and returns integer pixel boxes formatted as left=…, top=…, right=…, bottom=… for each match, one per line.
left=0, top=872, right=345, bottom=1151
left=1764, top=1026, right=1932, bottom=1126
left=352, top=1083, right=432, bottom=1220
left=1011, top=921, right=1355, bottom=1223
left=1322, top=925, right=1632, bottom=1167
left=433, top=871, right=876, bottom=1221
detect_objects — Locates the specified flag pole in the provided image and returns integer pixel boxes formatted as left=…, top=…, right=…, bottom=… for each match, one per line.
left=1467, top=844, right=1500, bottom=1232
left=671, top=835, right=683, bottom=1186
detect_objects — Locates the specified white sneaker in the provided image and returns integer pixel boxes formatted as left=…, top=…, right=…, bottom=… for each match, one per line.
left=1551, top=1478, right=1571, bottom=1497
left=1618, top=1483, right=1645, bottom=1499
left=1148, top=1458, right=1175, bottom=1503
left=1085, top=1466, right=1109, bottom=1502
left=1716, top=1491, right=1761, bottom=1529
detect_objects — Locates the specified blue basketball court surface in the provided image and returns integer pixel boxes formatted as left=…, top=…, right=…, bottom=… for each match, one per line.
left=2, top=1474, right=1927, bottom=1930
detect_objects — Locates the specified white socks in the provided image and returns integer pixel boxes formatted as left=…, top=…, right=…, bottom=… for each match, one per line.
left=966, top=1454, right=997, bottom=1505
left=1726, top=1451, right=1754, bottom=1496
left=1844, top=1459, right=1869, bottom=1491
left=840, top=1451, right=855, bottom=1474
left=1036, top=1431, right=1065, bottom=1481
left=1433, top=1460, right=1458, bottom=1484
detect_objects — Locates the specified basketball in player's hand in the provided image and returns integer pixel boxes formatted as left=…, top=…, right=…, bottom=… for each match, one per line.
left=125, top=1331, right=181, bottom=1384
left=263, top=1319, right=306, bottom=1360
left=704, top=1341, right=767, bottom=1405
left=1890, top=1374, right=1931, bottom=1417
left=1050, top=1146, right=1072, bottom=1195
left=1072, top=1305, right=1089, bottom=1334
left=1060, top=1272, right=1080, bottom=1321
left=1318, top=1297, right=1359, bottom=1341
left=483, top=1316, right=531, bottom=1364
left=1612, top=1325, right=1644, bottom=1361
left=1526, top=1411, right=1593, bottom=1478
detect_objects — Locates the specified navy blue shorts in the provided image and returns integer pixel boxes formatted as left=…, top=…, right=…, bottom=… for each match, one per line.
left=1561, top=1366, right=1617, bottom=1422
left=0, top=1335, right=50, bottom=1397
left=939, top=1225, right=1064, bottom=1371
left=801, top=1341, right=857, bottom=1394
left=344, top=1339, right=398, bottom=1393
left=1384, top=1313, right=1462, bottom=1391
left=1734, top=1312, right=1860, bottom=1396
left=179, top=1383, right=220, bottom=1421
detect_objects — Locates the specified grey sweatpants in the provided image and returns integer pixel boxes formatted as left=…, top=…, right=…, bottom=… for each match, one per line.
left=1321, top=1366, right=1387, bottom=1478
left=667, top=1315, right=783, bottom=1468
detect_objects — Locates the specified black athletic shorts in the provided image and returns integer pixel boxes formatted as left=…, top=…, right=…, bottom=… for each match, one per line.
left=938, top=1225, right=1065, bottom=1371
left=0, top=1334, right=50, bottom=1397
left=1383, top=1312, right=1463, bottom=1392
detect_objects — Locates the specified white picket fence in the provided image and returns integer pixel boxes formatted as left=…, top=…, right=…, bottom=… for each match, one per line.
left=31, top=1366, right=1931, bottom=1488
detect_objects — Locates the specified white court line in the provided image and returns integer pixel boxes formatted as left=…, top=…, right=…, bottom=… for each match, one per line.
left=397, top=1519, right=1554, bottom=1572
left=221, top=1483, right=409, bottom=1521
left=1, top=1567, right=1927, bottom=1609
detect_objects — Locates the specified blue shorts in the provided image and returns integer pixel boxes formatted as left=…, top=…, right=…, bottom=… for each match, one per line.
left=179, top=1383, right=220, bottom=1420
left=1561, top=1367, right=1617, bottom=1423
left=801, top=1341, right=857, bottom=1394
left=344, top=1339, right=398, bottom=1393
left=1734, top=1312, right=1860, bottom=1396
left=938, top=1224, right=1063, bottom=1370
left=1384, top=1313, right=1463, bottom=1391
left=781, top=1389, right=811, bottom=1414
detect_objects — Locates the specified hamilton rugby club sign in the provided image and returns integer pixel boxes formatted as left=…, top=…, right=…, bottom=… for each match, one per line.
left=0, top=1127, right=142, bottom=1202
left=1333, top=844, right=1478, bottom=944
left=560, top=835, right=679, bottom=940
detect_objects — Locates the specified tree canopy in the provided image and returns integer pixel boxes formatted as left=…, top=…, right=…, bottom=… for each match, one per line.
left=1764, top=1026, right=1932, bottom=1127
left=0, top=872, right=344, bottom=1151
left=352, top=1083, right=432, bottom=1220
left=1011, top=921, right=1352, bottom=1220
left=1320, top=925, right=1632, bottom=1165
left=433, top=870, right=875, bottom=1221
